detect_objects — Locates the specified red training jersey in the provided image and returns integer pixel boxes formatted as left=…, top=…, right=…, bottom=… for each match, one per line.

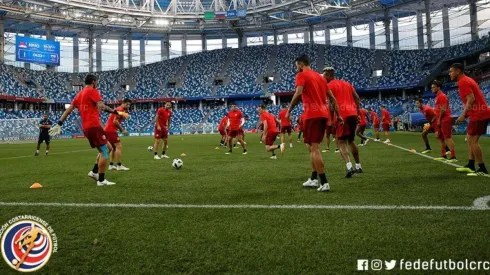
left=434, top=92, right=452, bottom=121
left=327, top=79, right=358, bottom=119
left=104, top=106, right=125, bottom=133
left=381, top=109, right=391, bottom=124
left=370, top=111, right=379, bottom=125
left=457, top=75, right=490, bottom=121
left=71, top=87, right=103, bottom=130
left=156, top=107, right=172, bottom=129
left=260, top=112, right=278, bottom=134
left=419, top=105, right=436, bottom=123
left=218, top=116, right=228, bottom=130
left=278, top=109, right=292, bottom=127
left=227, top=109, right=243, bottom=131
left=359, top=108, right=368, bottom=126
left=295, top=69, right=330, bottom=120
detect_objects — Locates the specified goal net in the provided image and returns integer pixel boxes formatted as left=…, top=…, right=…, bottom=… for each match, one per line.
left=0, top=118, right=40, bottom=143
left=180, top=123, right=218, bottom=135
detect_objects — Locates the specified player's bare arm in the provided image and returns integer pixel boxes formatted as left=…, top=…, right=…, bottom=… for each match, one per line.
left=113, top=118, right=127, bottom=135
left=327, top=89, right=343, bottom=124
left=262, top=120, right=268, bottom=142
left=456, top=93, right=475, bottom=124
left=155, top=115, right=161, bottom=131
left=438, top=105, right=446, bottom=125
left=287, top=86, right=303, bottom=120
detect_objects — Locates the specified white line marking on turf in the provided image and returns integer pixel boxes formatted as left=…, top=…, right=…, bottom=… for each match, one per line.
left=0, top=149, right=93, bottom=160
left=370, top=139, right=463, bottom=168
left=473, top=196, right=490, bottom=210
left=0, top=201, right=487, bottom=211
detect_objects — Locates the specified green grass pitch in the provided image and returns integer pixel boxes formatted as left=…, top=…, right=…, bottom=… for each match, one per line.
left=0, top=132, right=489, bottom=274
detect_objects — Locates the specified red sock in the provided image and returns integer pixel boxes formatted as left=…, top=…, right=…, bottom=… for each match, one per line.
left=441, top=149, right=446, bottom=157
left=451, top=149, right=456, bottom=159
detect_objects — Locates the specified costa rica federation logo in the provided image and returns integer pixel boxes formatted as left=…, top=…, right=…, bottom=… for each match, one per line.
left=1, top=216, right=58, bottom=273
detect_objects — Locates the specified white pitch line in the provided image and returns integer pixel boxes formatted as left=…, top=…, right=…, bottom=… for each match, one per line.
left=370, top=138, right=463, bottom=168
left=0, top=201, right=485, bottom=211
left=0, top=149, right=93, bottom=160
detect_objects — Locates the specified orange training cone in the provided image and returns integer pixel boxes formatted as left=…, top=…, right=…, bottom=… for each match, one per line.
left=30, top=183, right=43, bottom=189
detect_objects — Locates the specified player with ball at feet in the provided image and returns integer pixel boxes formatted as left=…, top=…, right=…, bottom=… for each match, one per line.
left=49, top=74, right=129, bottom=186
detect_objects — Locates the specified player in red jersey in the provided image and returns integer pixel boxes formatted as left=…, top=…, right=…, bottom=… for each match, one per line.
left=296, top=114, right=304, bottom=142
left=416, top=98, right=437, bottom=153
left=278, top=104, right=293, bottom=148
left=259, top=104, right=284, bottom=159
left=49, top=74, right=128, bottom=186
left=225, top=103, right=247, bottom=155
left=153, top=102, right=172, bottom=160
left=381, top=106, right=391, bottom=143
left=323, top=67, right=362, bottom=177
left=286, top=55, right=341, bottom=192
left=236, top=115, right=249, bottom=148
left=431, top=80, right=457, bottom=162
left=369, top=108, right=380, bottom=141
left=356, top=107, right=369, bottom=146
left=105, top=99, right=132, bottom=171
left=218, top=115, right=228, bottom=147
left=450, top=63, right=490, bottom=176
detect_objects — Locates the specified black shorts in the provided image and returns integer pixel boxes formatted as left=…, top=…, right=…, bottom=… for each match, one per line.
left=38, top=134, right=50, bottom=144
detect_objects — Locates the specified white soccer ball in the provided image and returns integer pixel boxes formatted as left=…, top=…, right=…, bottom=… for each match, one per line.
left=147, top=146, right=153, bottom=152
left=172, top=158, right=183, bottom=170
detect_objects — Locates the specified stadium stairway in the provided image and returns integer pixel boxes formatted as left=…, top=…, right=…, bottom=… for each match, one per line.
left=317, top=45, right=325, bottom=71
left=261, top=46, right=278, bottom=93
left=210, top=49, right=235, bottom=96
left=175, top=56, right=192, bottom=89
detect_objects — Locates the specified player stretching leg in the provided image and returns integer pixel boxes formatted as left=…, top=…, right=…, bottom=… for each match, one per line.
left=431, top=80, right=457, bottom=162
left=50, top=74, right=128, bottom=186
left=356, top=108, right=369, bottom=146
left=259, top=105, right=284, bottom=159
left=450, top=63, right=490, bottom=176
left=381, top=106, right=391, bottom=143
left=287, top=55, right=341, bottom=192
left=106, top=99, right=132, bottom=171
left=35, top=114, right=52, bottom=156
left=323, top=67, right=362, bottom=177
left=225, top=103, right=247, bottom=155
left=153, top=102, right=172, bottom=160
left=369, top=108, right=380, bottom=141
left=278, top=104, right=293, bottom=148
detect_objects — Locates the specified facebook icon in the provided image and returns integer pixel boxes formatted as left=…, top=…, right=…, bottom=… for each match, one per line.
left=357, top=259, right=369, bottom=271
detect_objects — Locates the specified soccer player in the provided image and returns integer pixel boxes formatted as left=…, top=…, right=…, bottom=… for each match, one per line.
left=369, top=108, right=380, bottom=141
left=49, top=74, right=128, bottom=186
left=431, top=80, right=457, bottom=162
left=105, top=99, right=132, bottom=171
left=278, top=104, right=293, bottom=148
left=296, top=114, right=304, bottom=142
left=153, top=102, right=172, bottom=160
left=323, top=67, right=362, bottom=177
left=286, top=55, right=341, bottom=192
left=450, top=63, right=490, bottom=176
left=35, top=114, right=52, bottom=156
left=225, top=103, right=247, bottom=155
left=416, top=98, right=436, bottom=153
left=259, top=104, right=284, bottom=159
left=381, top=106, right=391, bottom=143
left=356, top=107, right=369, bottom=146
left=218, top=115, right=228, bottom=147
left=322, top=112, right=338, bottom=153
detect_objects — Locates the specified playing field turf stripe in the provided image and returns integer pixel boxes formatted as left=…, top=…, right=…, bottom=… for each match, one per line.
left=371, top=139, right=463, bottom=168
left=0, top=201, right=487, bottom=211
left=0, top=149, right=93, bottom=160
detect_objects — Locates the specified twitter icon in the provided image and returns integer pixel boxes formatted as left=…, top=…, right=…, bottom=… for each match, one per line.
left=385, top=260, right=397, bottom=270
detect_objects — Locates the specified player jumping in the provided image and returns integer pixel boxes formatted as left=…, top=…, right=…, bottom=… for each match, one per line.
left=153, top=102, right=172, bottom=160
left=34, top=114, right=52, bottom=156
left=259, top=104, right=284, bottom=159
left=286, top=55, right=341, bottom=192
left=49, top=74, right=128, bottom=186
left=323, top=67, right=362, bottom=177
left=431, top=80, right=457, bottom=162
left=105, top=99, right=132, bottom=171
left=450, top=63, right=490, bottom=176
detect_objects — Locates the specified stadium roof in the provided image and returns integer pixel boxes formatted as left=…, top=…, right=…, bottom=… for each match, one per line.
left=0, top=0, right=471, bottom=39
